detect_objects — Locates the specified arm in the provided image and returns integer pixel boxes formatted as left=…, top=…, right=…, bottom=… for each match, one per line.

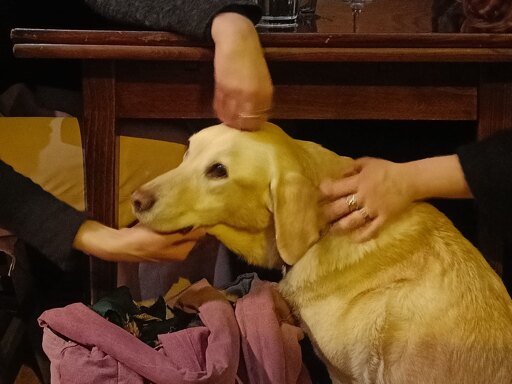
left=322, top=130, right=512, bottom=241
left=0, top=159, right=86, bottom=270
left=321, top=155, right=472, bottom=241
left=73, top=220, right=204, bottom=263
left=83, top=0, right=262, bottom=41
left=0, top=160, right=203, bottom=269
left=210, top=12, right=273, bottom=130
left=83, top=0, right=273, bottom=130
left=457, top=130, right=512, bottom=228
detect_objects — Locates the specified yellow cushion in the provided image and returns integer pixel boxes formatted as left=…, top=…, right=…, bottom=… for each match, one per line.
left=118, top=135, right=185, bottom=227
left=0, top=117, right=185, bottom=227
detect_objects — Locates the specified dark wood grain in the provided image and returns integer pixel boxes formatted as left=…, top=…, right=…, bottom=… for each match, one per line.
left=13, top=43, right=512, bottom=62
left=10, top=29, right=202, bottom=47
left=10, top=29, right=512, bottom=48
left=82, top=60, right=118, bottom=302
left=116, top=82, right=476, bottom=120
left=115, top=60, right=477, bottom=120
left=478, top=63, right=512, bottom=139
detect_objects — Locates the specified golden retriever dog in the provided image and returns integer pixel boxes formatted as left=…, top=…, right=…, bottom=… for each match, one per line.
left=132, top=123, right=512, bottom=384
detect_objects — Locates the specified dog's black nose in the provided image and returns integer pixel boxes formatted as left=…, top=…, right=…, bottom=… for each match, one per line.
left=131, top=189, right=155, bottom=213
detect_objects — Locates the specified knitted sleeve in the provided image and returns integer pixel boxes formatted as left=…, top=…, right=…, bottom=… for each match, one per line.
left=0, top=160, right=87, bottom=271
left=83, top=0, right=262, bottom=41
left=457, top=130, right=512, bottom=229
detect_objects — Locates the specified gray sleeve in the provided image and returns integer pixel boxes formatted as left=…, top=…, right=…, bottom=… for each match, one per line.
left=83, top=0, right=262, bottom=41
left=0, top=160, right=87, bottom=271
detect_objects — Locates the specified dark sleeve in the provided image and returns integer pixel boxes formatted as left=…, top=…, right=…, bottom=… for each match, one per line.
left=83, top=0, right=262, bottom=41
left=0, top=159, right=87, bottom=271
left=457, top=130, right=512, bottom=229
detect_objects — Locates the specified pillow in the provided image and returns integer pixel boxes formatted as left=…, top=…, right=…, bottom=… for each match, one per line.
left=0, top=117, right=185, bottom=227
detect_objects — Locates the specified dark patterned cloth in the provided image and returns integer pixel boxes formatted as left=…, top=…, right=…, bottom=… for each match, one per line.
left=83, top=0, right=261, bottom=41
left=91, top=285, right=203, bottom=347
left=2, top=0, right=261, bottom=92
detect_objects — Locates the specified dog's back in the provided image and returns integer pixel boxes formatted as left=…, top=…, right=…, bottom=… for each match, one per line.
left=134, top=123, right=512, bottom=384
left=280, top=200, right=512, bottom=384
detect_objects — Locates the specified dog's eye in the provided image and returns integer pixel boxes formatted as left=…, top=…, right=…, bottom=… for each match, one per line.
left=205, top=163, right=228, bottom=179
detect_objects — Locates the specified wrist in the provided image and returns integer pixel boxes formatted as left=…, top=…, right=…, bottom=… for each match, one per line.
left=399, top=161, right=429, bottom=202
left=73, top=220, right=119, bottom=261
left=211, top=12, right=258, bottom=47
left=401, top=155, right=471, bottom=201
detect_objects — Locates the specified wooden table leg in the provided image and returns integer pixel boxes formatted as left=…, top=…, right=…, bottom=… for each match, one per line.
left=82, top=60, right=118, bottom=303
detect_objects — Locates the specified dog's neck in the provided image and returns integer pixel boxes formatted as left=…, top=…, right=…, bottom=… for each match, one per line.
left=280, top=203, right=436, bottom=301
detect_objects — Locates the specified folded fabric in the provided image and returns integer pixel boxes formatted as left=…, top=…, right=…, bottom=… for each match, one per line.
left=39, top=277, right=312, bottom=383
left=39, top=280, right=239, bottom=384
left=235, top=278, right=311, bottom=384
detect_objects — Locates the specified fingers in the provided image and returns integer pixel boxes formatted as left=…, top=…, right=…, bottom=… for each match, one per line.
left=123, top=224, right=205, bottom=262
left=136, top=239, right=198, bottom=263
left=181, top=227, right=206, bottom=241
left=329, top=206, right=373, bottom=232
left=214, top=87, right=272, bottom=131
left=320, top=174, right=358, bottom=201
left=328, top=207, right=385, bottom=242
left=213, top=89, right=239, bottom=128
left=165, top=240, right=198, bottom=261
left=323, top=192, right=360, bottom=222
left=237, top=112, right=269, bottom=131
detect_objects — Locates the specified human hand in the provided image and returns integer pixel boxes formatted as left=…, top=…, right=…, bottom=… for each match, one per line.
left=320, top=158, right=415, bottom=241
left=211, top=12, right=273, bottom=131
left=73, top=220, right=205, bottom=262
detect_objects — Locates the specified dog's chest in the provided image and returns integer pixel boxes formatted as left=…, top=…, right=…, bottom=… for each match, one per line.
left=278, top=266, right=388, bottom=382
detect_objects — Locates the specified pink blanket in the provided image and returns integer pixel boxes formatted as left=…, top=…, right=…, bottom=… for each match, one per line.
left=39, top=278, right=312, bottom=384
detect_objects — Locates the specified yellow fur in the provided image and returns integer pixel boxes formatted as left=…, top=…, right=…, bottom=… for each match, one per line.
left=135, top=123, right=512, bottom=384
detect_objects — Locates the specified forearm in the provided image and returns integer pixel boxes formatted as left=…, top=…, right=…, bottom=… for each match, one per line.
left=401, top=155, right=473, bottom=201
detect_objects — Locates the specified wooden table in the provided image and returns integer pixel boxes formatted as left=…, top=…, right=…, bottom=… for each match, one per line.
left=11, top=0, right=512, bottom=301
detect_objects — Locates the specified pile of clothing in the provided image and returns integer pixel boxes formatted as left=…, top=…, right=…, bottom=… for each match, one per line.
left=38, top=274, right=316, bottom=384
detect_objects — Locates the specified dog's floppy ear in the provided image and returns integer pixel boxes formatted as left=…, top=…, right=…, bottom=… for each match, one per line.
left=270, top=172, right=323, bottom=266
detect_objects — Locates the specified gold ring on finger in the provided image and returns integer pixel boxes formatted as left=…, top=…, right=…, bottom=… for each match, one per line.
left=346, top=194, right=359, bottom=212
left=238, top=113, right=264, bottom=119
left=358, top=207, right=372, bottom=223
left=238, top=109, right=270, bottom=119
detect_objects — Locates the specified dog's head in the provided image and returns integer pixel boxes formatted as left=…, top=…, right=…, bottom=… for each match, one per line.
left=133, top=123, right=352, bottom=268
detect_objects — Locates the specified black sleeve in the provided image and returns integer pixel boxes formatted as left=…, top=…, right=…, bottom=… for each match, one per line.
left=457, top=130, right=512, bottom=230
left=83, top=0, right=262, bottom=41
left=0, top=159, right=87, bottom=271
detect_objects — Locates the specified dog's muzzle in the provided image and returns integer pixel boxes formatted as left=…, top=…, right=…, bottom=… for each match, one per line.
left=131, top=189, right=155, bottom=213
